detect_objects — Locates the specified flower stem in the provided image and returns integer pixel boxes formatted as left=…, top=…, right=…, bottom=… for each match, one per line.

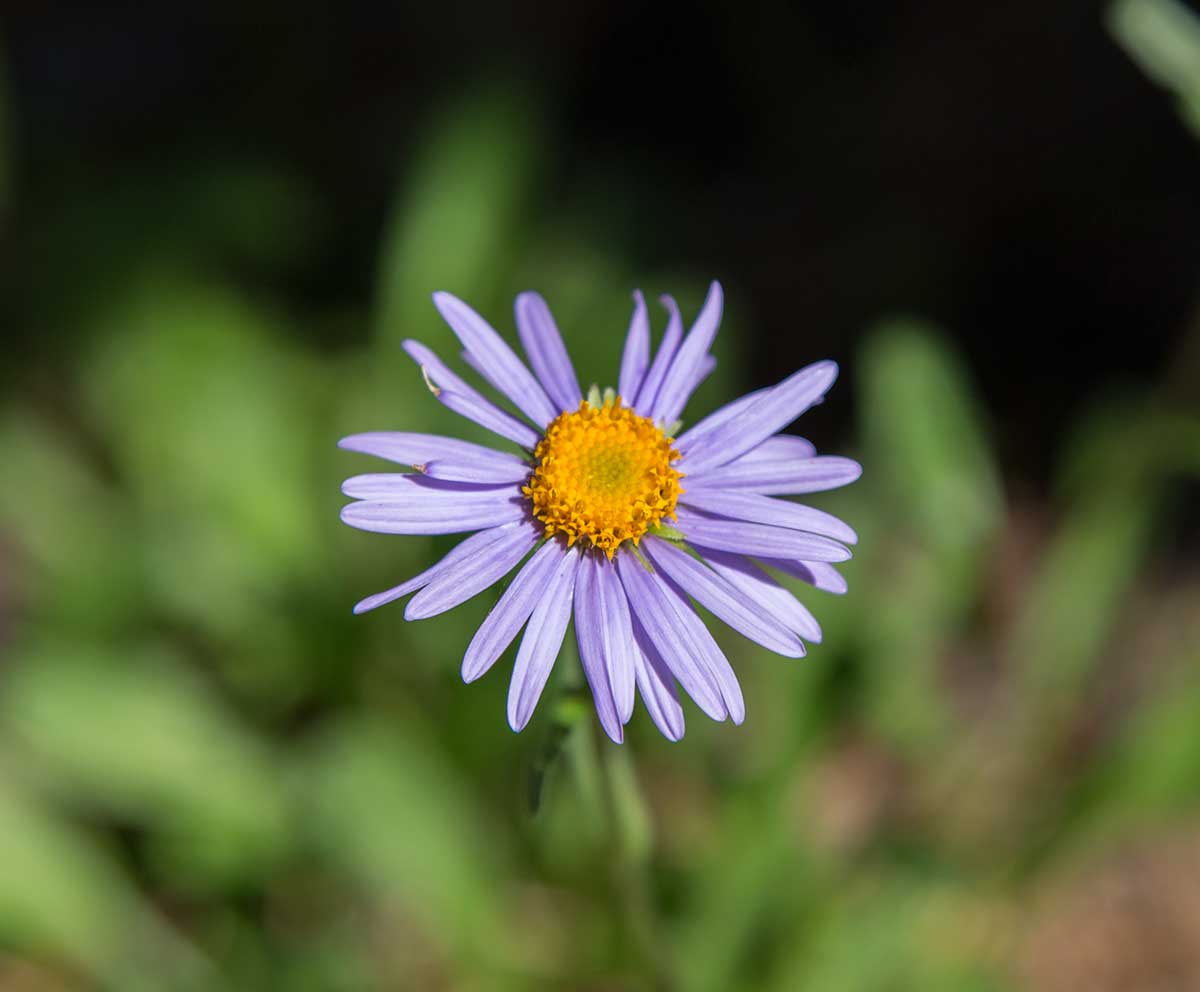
left=592, top=721, right=676, bottom=992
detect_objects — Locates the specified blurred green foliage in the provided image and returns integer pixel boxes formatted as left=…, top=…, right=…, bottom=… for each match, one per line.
left=2, top=57, right=1200, bottom=992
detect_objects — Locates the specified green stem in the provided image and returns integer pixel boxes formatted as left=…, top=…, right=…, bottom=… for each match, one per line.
left=591, top=721, right=676, bottom=992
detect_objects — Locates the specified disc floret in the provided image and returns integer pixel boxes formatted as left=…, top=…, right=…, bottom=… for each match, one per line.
left=523, top=397, right=684, bottom=558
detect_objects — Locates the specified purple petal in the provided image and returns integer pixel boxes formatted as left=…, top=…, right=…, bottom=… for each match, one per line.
left=403, top=339, right=541, bottom=449
left=733, top=435, right=817, bottom=463
left=574, top=553, right=626, bottom=743
left=679, top=490, right=857, bottom=544
left=341, top=483, right=527, bottom=535
left=675, top=387, right=769, bottom=456
left=338, top=431, right=521, bottom=466
left=616, top=552, right=744, bottom=724
left=507, top=545, right=581, bottom=730
left=432, top=292, right=557, bottom=427
left=341, top=473, right=519, bottom=501
left=681, top=361, right=839, bottom=472
left=642, top=537, right=804, bottom=657
left=691, top=354, right=718, bottom=394
left=700, top=549, right=823, bottom=643
left=401, top=338, right=475, bottom=394
left=633, top=295, right=683, bottom=416
left=435, top=389, right=541, bottom=449
left=651, top=281, right=723, bottom=425
left=632, top=625, right=685, bottom=742
left=596, top=558, right=636, bottom=723
left=461, top=539, right=565, bottom=683
left=422, top=457, right=530, bottom=485
left=351, top=524, right=517, bottom=614
left=514, top=292, right=583, bottom=414
left=459, top=346, right=564, bottom=425
left=618, top=291, right=650, bottom=404
left=684, top=455, right=863, bottom=495
left=675, top=507, right=852, bottom=562
left=405, top=520, right=541, bottom=620
left=759, top=558, right=848, bottom=595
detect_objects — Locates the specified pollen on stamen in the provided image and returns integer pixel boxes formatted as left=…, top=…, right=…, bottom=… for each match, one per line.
left=522, top=396, right=684, bottom=559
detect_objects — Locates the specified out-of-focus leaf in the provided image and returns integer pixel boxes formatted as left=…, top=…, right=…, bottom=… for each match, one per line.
left=302, top=715, right=516, bottom=971
left=0, top=412, right=142, bottom=628
left=82, top=273, right=327, bottom=642
left=0, top=639, right=292, bottom=888
left=374, top=88, right=538, bottom=349
left=0, top=769, right=215, bottom=989
left=1077, top=604, right=1200, bottom=837
left=1012, top=492, right=1152, bottom=699
left=859, top=321, right=1002, bottom=554
left=768, top=874, right=1004, bottom=992
left=1109, top=0, right=1200, bottom=136
left=1012, top=398, right=1192, bottom=701
left=673, top=797, right=812, bottom=992
left=854, top=322, right=1003, bottom=750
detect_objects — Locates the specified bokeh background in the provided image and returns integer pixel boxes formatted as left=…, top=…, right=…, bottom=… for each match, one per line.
left=3, top=2, right=1200, bottom=989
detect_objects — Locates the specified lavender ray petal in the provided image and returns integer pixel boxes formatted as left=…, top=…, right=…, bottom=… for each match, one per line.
left=514, top=292, right=582, bottom=413
left=732, top=434, right=817, bottom=463
left=643, top=537, right=805, bottom=657
left=507, top=546, right=581, bottom=731
left=653, top=570, right=745, bottom=724
left=459, top=348, right=508, bottom=394
left=340, top=495, right=526, bottom=535
left=679, top=489, right=858, bottom=544
left=402, top=339, right=541, bottom=448
left=675, top=387, right=769, bottom=456
left=461, top=540, right=565, bottom=683
left=699, top=549, right=823, bottom=643
left=401, top=338, right=475, bottom=394
left=675, top=507, right=852, bottom=562
left=595, top=557, right=637, bottom=723
left=617, top=291, right=650, bottom=404
left=759, top=558, right=849, bottom=595
left=338, top=431, right=523, bottom=466
left=683, top=455, right=863, bottom=495
left=633, top=295, right=683, bottom=416
left=405, top=520, right=541, bottom=620
left=432, top=291, right=557, bottom=427
left=461, top=346, right=564, bottom=425
left=632, top=622, right=685, bottom=742
left=574, top=554, right=626, bottom=743
left=680, top=360, right=840, bottom=472
left=651, top=281, right=723, bottom=425
left=421, top=457, right=531, bottom=485
left=691, top=354, right=718, bottom=394
left=341, top=473, right=521, bottom=500
left=435, top=389, right=541, bottom=449
left=352, top=524, right=517, bottom=614
left=614, top=553, right=729, bottom=723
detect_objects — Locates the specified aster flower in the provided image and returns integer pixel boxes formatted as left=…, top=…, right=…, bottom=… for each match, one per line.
left=339, top=283, right=861, bottom=742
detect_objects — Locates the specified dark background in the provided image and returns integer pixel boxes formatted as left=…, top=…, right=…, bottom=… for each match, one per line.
left=3, top=5, right=1200, bottom=991
left=8, top=2, right=1200, bottom=480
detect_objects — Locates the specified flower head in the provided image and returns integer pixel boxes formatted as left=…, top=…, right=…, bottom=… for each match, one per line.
left=339, top=283, right=862, bottom=742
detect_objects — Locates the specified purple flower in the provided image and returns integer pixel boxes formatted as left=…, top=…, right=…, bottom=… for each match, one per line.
left=340, top=283, right=861, bottom=742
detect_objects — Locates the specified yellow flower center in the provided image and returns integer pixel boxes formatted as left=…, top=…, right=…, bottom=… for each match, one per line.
left=523, top=398, right=684, bottom=559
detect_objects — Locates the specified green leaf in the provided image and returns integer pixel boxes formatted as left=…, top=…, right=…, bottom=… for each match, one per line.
left=1, top=639, right=291, bottom=888
left=1109, top=0, right=1200, bottom=136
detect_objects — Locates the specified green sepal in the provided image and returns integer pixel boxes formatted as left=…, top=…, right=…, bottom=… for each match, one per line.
left=645, top=522, right=686, bottom=543
left=629, top=543, right=654, bottom=572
